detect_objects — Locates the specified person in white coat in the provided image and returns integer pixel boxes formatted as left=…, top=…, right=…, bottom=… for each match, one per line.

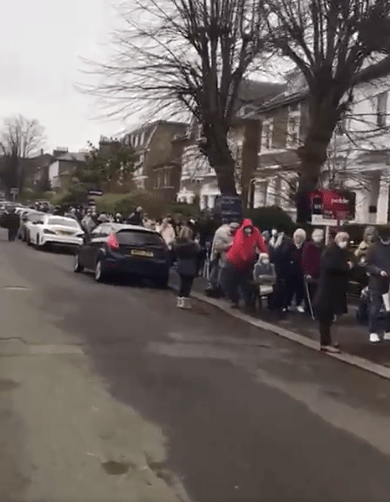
left=158, top=218, right=176, bottom=248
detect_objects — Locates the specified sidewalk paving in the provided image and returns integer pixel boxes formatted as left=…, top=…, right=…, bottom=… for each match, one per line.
left=170, top=271, right=390, bottom=369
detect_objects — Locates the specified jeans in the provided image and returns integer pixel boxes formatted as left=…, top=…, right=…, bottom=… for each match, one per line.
left=179, top=275, right=194, bottom=298
left=220, top=263, right=255, bottom=307
left=369, top=290, right=390, bottom=334
left=208, top=259, right=220, bottom=290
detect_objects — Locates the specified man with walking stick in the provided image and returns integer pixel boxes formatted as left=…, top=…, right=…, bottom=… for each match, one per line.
left=302, top=228, right=325, bottom=319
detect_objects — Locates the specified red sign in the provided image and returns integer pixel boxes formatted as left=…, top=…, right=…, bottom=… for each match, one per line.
left=309, top=188, right=354, bottom=221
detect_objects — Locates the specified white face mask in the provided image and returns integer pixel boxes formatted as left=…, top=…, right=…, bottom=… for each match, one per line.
left=313, top=237, right=323, bottom=244
left=337, top=241, right=348, bottom=249
left=262, top=259, right=270, bottom=265
left=244, top=228, right=253, bottom=236
left=271, top=229, right=278, bottom=236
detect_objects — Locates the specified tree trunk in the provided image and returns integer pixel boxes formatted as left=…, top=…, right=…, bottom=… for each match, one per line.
left=296, top=99, right=340, bottom=222
left=241, top=119, right=261, bottom=209
left=203, top=123, right=238, bottom=197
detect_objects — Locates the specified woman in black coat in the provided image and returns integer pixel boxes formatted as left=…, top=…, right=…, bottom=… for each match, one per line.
left=314, top=232, right=352, bottom=353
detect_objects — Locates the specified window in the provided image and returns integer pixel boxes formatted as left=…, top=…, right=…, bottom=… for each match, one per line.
left=377, top=91, right=388, bottom=127
left=47, top=218, right=79, bottom=228
left=116, top=230, right=164, bottom=247
left=263, top=122, right=272, bottom=149
left=164, top=169, right=170, bottom=187
left=288, top=115, right=300, bottom=146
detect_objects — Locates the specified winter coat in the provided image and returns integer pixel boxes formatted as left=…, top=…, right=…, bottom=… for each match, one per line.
left=82, top=215, right=96, bottom=234
left=210, top=225, right=234, bottom=268
left=314, top=244, right=350, bottom=321
left=158, top=224, right=176, bottom=247
left=366, top=241, right=390, bottom=294
left=127, top=211, right=143, bottom=226
left=253, top=261, right=276, bottom=285
left=5, top=212, right=20, bottom=231
left=173, top=240, right=201, bottom=277
left=355, top=226, right=377, bottom=264
left=287, top=242, right=304, bottom=277
left=269, top=233, right=292, bottom=278
left=301, top=241, right=323, bottom=280
left=226, top=219, right=268, bottom=271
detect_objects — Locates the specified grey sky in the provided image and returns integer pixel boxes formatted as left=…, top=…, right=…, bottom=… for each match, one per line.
left=0, top=0, right=118, bottom=153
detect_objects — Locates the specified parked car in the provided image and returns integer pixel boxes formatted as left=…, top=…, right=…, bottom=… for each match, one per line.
left=29, top=214, right=84, bottom=249
left=74, top=223, right=170, bottom=286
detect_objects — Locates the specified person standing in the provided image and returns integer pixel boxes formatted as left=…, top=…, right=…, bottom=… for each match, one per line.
left=6, top=208, right=20, bottom=242
left=173, top=226, right=201, bottom=309
left=158, top=218, right=176, bottom=247
left=285, top=228, right=307, bottom=312
left=301, top=228, right=325, bottom=316
left=221, top=219, right=268, bottom=312
left=314, top=232, right=352, bottom=353
left=81, top=210, right=96, bottom=234
left=366, top=225, right=390, bottom=343
left=268, top=227, right=292, bottom=311
left=355, top=226, right=377, bottom=265
left=127, top=207, right=144, bottom=226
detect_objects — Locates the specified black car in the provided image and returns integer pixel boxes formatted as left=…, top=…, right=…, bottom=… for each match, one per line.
left=74, top=223, right=171, bottom=286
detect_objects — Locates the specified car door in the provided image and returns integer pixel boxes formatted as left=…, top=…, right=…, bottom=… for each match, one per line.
left=82, top=226, right=103, bottom=270
left=89, top=224, right=112, bottom=267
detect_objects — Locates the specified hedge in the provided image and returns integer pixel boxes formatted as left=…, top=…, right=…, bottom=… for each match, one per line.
left=96, top=190, right=168, bottom=219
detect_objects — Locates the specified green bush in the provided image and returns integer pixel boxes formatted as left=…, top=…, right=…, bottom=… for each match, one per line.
left=167, top=202, right=199, bottom=219
left=244, top=206, right=296, bottom=235
left=96, top=190, right=168, bottom=219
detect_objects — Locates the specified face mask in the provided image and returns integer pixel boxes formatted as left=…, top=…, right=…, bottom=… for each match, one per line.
left=313, top=237, right=323, bottom=244
left=262, top=259, right=270, bottom=265
left=271, top=229, right=278, bottom=236
left=337, top=241, right=348, bottom=249
left=244, top=228, right=253, bottom=236
left=381, top=238, right=390, bottom=245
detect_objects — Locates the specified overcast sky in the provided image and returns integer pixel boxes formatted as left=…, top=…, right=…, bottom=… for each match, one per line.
left=0, top=0, right=121, bottom=153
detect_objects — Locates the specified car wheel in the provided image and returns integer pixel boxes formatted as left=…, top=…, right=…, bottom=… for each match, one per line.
left=94, top=259, right=106, bottom=283
left=74, top=253, right=84, bottom=273
left=155, top=275, right=169, bottom=289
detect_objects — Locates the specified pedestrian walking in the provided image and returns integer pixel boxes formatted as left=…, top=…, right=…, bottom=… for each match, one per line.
left=173, top=226, right=201, bottom=309
left=366, top=225, right=390, bottom=343
left=6, top=208, right=20, bottom=242
left=220, top=219, right=268, bottom=312
left=127, top=206, right=144, bottom=226
left=81, top=210, right=96, bottom=234
left=302, top=228, right=325, bottom=317
left=285, top=228, right=306, bottom=312
left=158, top=218, right=176, bottom=247
left=314, top=232, right=352, bottom=353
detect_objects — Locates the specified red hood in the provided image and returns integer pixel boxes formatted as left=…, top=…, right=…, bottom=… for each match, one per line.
left=241, top=218, right=253, bottom=229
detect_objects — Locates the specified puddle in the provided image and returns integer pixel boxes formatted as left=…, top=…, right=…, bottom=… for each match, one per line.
left=0, top=379, right=20, bottom=391
left=101, top=461, right=132, bottom=475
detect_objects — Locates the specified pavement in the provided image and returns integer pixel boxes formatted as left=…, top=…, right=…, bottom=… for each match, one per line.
left=188, top=274, right=390, bottom=369
left=2, top=230, right=390, bottom=501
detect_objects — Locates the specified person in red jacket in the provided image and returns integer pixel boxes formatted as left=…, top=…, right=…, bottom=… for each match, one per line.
left=220, top=219, right=268, bottom=311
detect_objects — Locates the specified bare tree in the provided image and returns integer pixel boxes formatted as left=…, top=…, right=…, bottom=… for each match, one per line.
left=83, top=0, right=268, bottom=196
left=0, top=115, right=46, bottom=192
left=266, top=0, right=390, bottom=220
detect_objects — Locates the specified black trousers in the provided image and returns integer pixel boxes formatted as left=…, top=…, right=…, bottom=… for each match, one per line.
left=8, top=228, right=18, bottom=241
left=369, top=290, right=390, bottom=334
left=286, top=273, right=305, bottom=308
left=319, top=319, right=333, bottom=346
left=179, top=274, right=194, bottom=298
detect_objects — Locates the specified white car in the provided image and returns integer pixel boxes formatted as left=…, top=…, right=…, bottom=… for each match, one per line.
left=29, top=214, right=84, bottom=249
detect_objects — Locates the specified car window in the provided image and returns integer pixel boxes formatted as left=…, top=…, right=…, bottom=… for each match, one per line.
left=47, top=217, right=79, bottom=228
left=116, top=230, right=164, bottom=246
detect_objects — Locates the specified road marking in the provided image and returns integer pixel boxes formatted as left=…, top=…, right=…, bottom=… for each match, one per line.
left=2, top=286, right=31, bottom=291
left=193, top=292, right=390, bottom=381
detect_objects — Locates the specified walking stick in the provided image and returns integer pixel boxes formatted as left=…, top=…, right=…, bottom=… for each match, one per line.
left=305, top=280, right=315, bottom=320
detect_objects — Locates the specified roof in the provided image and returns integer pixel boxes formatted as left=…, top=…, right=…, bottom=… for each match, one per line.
left=56, top=152, right=86, bottom=163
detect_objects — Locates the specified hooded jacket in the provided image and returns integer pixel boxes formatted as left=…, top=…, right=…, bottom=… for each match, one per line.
left=226, top=219, right=268, bottom=270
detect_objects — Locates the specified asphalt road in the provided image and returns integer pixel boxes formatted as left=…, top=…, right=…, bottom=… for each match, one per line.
left=3, top=231, right=390, bottom=502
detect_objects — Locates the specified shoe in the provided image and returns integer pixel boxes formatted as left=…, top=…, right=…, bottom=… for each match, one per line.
left=320, top=345, right=341, bottom=354
left=384, top=333, right=390, bottom=341
left=182, top=297, right=192, bottom=310
left=370, top=333, right=381, bottom=343
left=296, top=305, right=305, bottom=313
left=176, top=297, right=184, bottom=308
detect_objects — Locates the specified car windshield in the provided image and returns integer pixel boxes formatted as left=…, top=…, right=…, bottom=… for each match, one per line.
left=47, top=218, right=79, bottom=228
left=116, top=230, right=164, bottom=247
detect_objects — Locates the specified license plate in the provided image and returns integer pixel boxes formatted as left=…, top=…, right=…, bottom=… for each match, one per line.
left=130, top=249, right=153, bottom=258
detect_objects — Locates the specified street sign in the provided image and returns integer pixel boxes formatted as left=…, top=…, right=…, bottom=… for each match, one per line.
left=311, top=214, right=338, bottom=226
left=214, top=195, right=243, bottom=222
